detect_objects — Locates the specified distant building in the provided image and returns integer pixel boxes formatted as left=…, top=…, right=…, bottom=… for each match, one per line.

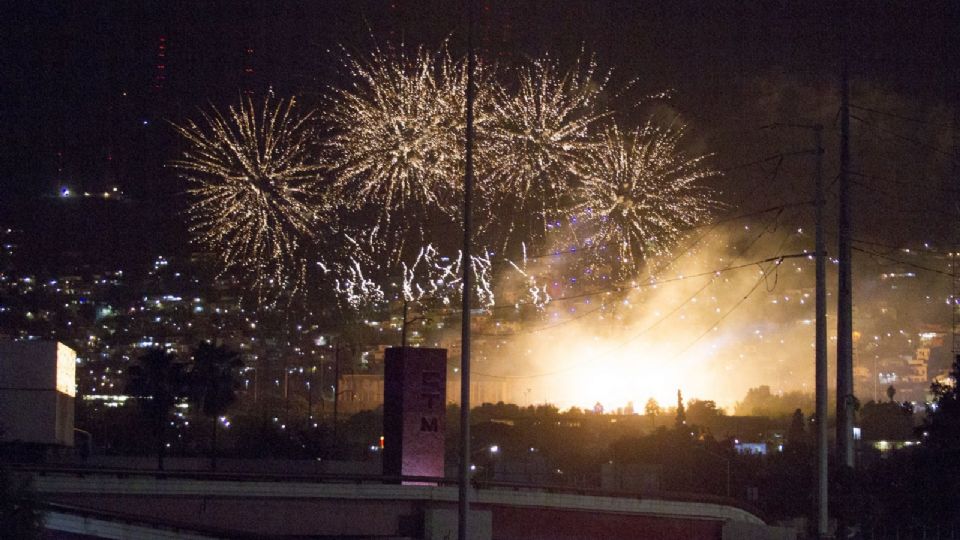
left=735, top=442, right=768, bottom=455
left=0, top=341, right=76, bottom=446
left=906, top=347, right=929, bottom=383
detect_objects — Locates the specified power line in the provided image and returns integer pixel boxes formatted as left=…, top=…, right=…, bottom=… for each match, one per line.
left=612, top=227, right=800, bottom=363
left=849, top=170, right=960, bottom=198
left=849, top=170, right=928, bottom=187
left=471, top=204, right=806, bottom=365
left=849, top=103, right=952, bottom=128
left=851, top=238, right=954, bottom=257
left=716, top=150, right=815, bottom=173
left=471, top=179, right=809, bottom=335
left=368, top=210, right=810, bottom=339
left=461, top=203, right=800, bottom=320
left=617, top=140, right=803, bottom=283
left=848, top=178, right=959, bottom=220
left=659, top=254, right=782, bottom=364
left=363, top=200, right=810, bottom=279
left=852, top=245, right=954, bottom=277
left=850, top=113, right=958, bottom=160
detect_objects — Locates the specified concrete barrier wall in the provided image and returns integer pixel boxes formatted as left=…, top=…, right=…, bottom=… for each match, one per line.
left=34, top=472, right=768, bottom=539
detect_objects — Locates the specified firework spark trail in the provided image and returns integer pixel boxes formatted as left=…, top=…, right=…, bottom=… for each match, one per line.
left=394, top=243, right=553, bottom=311
left=169, top=96, right=326, bottom=303
left=400, top=245, right=495, bottom=307
left=331, top=241, right=506, bottom=310
left=402, top=245, right=452, bottom=304
left=574, top=122, right=719, bottom=278
left=506, top=260, right=552, bottom=310
left=335, top=258, right=386, bottom=309
left=483, top=54, right=612, bottom=254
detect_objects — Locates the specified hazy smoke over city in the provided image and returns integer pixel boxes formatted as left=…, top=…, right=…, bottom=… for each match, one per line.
left=467, top=215, right=952, bottom=412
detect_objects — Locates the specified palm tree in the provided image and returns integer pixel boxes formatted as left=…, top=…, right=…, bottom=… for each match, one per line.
left=126, top=348, right=186, bottom=471
left=188, top=343, right=241, bottom=471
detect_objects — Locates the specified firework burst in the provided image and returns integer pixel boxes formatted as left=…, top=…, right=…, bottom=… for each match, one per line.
left=169, top=95, right=326, bottom=303
left=574, top=122, right=719, bottom=277
left=322, top=43, right=489, bottom=257
left=483, top=54, right=611, bottom=253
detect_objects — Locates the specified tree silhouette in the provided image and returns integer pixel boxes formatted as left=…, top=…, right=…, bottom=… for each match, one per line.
left=686, top=399, right=724, bottom=427
left=785, top=408, right=807, bottom=451
left=922, top=354, right=960, bottom=450
left=675, top=389, right=686, bottom=428
left=644, top=398, right=661, bottom=429
left=126, top=348, right=187, bottom=470
left=733, top=385, right=815, bottom=418
left=859, top=355, right=960, bottom=533
left=188, top=342, right=241, bottom=470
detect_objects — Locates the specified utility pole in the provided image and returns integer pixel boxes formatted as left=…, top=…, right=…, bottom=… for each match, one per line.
left=402, top=299, right=409, bottom=348
left=458, top=0, right=476, bottom=537
left=318, top=352, right=325, bottom=421
left=954, top=250, right=959, bottom=356
left=333, top=341, right=341, bottom=450
left=307, top=364, right=314, bottom=428
left=837, top=1, right=856, bottom=470
left=761, top=121, right=828, bottom=536
left=814, top=124, right=829, bottom=538
left=952, top=57, right=960, bottom=357
left=283, top=365, right=290, bottom=417
left=253, top=362, right=259, bottom=403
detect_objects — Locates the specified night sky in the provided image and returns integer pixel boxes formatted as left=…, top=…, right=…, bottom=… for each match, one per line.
left=2, top=0, right=958, bottom=271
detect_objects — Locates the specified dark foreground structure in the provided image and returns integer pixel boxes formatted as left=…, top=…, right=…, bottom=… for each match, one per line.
left=24, top=467, right=794, bottom=539
left=383, top=347, right=447, bottom=481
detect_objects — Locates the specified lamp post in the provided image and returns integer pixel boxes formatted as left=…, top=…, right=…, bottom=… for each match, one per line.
left=458, top=1, right=476, bottom=538
left=761, top=121, right=827, bottom=536
left=697, top=447, right=731, bottom=498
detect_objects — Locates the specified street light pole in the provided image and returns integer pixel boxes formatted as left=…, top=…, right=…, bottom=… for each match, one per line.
left=760, top=122, right=828, bottom=535
left=458, top=1, right=476, bottom=538
left=402, top=299, right=409, bottom=348
left=333, top=341, right=340, bottom=452
left=814, top=125, right=829, bottom=538
left=836, top=0, right=856, bottom=471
